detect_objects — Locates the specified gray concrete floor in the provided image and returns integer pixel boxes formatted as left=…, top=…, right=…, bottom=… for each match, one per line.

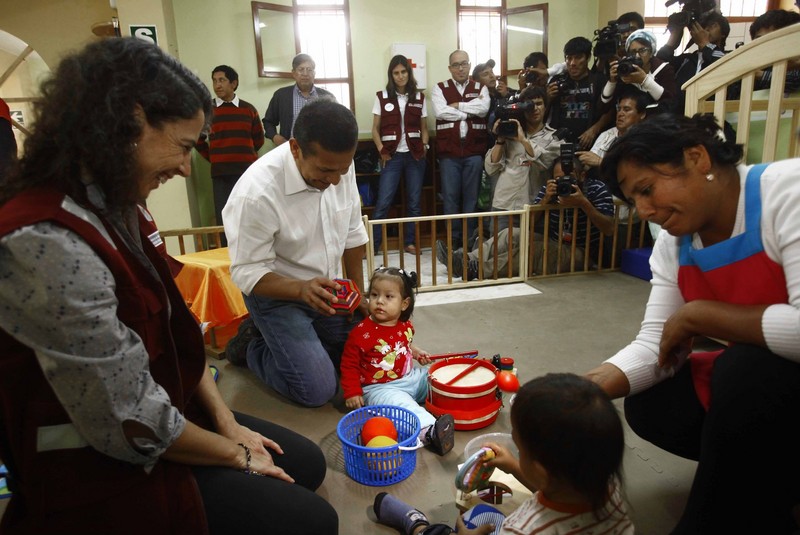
left=215, top=271, right=697, bottom=535
left=0, top=272, right=697, bottom=533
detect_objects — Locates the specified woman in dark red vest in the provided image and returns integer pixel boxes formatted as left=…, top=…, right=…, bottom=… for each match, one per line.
left=370, top=54, right=430, bottom=255
left=585, top=114, right=800, bottom=534
left=0, top=38, right=336, bottom=534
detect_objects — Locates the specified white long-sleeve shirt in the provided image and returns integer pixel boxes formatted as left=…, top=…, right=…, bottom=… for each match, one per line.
left=223, top=142, right=368, bottom=295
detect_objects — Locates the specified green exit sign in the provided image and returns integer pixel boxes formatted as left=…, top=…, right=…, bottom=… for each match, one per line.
left=129, top=25, right=158, bottom=46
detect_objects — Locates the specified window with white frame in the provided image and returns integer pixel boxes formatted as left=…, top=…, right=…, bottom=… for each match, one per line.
left=252, top=0, right=354, bottom=110
left=458, top=1, right=502, bottom=71
left=457, top=1, right=548, bottom=80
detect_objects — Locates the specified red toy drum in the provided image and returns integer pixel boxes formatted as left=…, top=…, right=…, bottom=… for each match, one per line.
left=425, top=358, right=502, bottom=431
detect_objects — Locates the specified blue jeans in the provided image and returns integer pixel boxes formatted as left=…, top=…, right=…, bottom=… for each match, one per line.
left=362, top=366, right=435, bottom=428
left=438, top=155, right=483, bottom=242
left=244, top=293, right=363, bottom=407
left=372, top=151, right=426, bottom=249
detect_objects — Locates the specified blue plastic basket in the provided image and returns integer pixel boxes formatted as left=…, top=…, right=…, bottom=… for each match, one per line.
left=336, top=405, right=421, bottom=486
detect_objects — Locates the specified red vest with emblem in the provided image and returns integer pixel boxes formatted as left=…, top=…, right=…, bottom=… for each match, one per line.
left=435, top=80, right=487, bottom=158
left=0, top=188, right=209, bottom=534
left=678, top=164, right=788, bottom=410
left=376, top=90, right=426, bottom=160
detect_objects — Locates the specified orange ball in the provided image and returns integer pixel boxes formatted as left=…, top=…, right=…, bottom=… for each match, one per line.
left=361, top=416, right=398, bottom=445
left=497, top=371, right=520, bottom=393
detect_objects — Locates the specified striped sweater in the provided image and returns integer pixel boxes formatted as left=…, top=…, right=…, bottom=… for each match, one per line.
left=197, top=98, right=265, bottom=178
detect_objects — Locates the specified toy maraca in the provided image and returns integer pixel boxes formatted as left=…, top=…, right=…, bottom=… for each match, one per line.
left=455, top=446, right=496, bottom=493
left=328, top=278, right=361, bottom=314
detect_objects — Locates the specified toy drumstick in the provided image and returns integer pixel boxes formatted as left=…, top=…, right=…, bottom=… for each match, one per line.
left=429, top=350, right=479, bottom=361
left=444, top=360, right=482, bottom=386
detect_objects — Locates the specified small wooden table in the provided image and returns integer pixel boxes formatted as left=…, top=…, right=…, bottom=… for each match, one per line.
left=173, top=247, right=247, bottom=358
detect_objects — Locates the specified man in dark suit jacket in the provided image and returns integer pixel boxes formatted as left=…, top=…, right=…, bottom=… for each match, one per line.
left=656, top=11, right=729, bottom=114
left=262, top=54, right=335, bottom=146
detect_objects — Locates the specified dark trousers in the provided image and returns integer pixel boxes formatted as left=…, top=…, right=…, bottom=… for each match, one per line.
left=624, top=345, right=800, bottom=534
left=192, top=411, right=338, bottom=534
left=212, top=175, right=240, bottom=245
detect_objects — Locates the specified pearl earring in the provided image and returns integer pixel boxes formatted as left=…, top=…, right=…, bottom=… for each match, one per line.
left=706, top=173, right=714, bottom=182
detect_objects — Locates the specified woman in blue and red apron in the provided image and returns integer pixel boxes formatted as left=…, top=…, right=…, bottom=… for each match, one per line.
left=585, top=113, right=800, bottom=534
left=370, top=54, right=430, bottom=254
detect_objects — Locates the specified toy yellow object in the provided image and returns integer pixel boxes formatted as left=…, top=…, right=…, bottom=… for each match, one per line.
left=365, top=435, right=399, bottom=474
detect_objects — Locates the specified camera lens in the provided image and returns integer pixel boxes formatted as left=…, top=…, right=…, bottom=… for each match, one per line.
left=498, top=121, right=517, bottom=137
left=556, top=177, right=575, bottom=196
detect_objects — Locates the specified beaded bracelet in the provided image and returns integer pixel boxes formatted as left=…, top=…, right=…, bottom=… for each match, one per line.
left=238, top=442, right=252, bottom=474
left=237, top=443, right=264, bottom=476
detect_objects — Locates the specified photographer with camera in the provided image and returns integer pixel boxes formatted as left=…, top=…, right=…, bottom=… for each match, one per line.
left=436, top=86, right=561, bottom=281
left=546, top=12, right=644, bottom=83
left=472, top=59, right=513, bottom=149
left=579, top=90, right=652, bottom=263
left=530, top=149, right=615, bottom=274
left=487, top=86, right=562, bottom=217
left=656, top=9, right=729, bottom=114
left=517, top=52, right=549, bottom=92
left=601, top=29, right=677, bottom=111
left=547, top=37, right=612, bottom=151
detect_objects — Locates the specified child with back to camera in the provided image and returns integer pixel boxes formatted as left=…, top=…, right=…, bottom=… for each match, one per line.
left=340, top=267, right=455, bottom=455
left=372, top=373, right=634, bottom=534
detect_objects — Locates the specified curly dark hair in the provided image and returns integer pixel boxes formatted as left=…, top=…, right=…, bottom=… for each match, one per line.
left=511, top=373, right=625, bottom=516
left=600, top=113, right=743, bottom=201
left=2, top=37, right=211, bottom=208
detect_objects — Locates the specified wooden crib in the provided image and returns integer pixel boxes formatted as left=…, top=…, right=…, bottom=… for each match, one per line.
left=683, top=23, right=800, bottom=163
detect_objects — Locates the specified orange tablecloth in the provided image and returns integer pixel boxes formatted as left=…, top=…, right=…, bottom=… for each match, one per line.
left=174, top=247, right=248, bottom=347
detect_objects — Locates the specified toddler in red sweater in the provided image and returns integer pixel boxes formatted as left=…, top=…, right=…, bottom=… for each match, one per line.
left=340, top=267, right=454, bottom=455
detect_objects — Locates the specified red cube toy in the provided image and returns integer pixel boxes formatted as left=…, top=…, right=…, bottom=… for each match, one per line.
left=329, top=278, right=361, bottom=314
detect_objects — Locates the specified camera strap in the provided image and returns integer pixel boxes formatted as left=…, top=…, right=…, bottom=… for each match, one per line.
left=651, top=62, right=668, bottom=78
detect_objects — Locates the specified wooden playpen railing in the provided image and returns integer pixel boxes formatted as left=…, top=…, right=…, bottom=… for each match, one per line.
left=683, top=23, right=800, bottom=163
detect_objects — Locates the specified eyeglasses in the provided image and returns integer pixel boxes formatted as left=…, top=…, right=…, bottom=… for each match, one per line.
left=628, top=47, right=651, bottom=56
left=449, top=61, right=471, bottom=69
left=294, top=67, right=315, bottom=74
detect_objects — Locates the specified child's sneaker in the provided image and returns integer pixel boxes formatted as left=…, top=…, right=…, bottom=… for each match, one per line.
left=426, top=413, right=455, bottom=455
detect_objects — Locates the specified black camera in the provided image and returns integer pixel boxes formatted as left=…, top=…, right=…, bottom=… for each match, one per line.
left=524, top=69, right=539, bottom=84
left=557, top=143, right=577, bottom=196
left=617, top=54, right=644, bottom=76
left=593, top=20, right=632, bottom=60
left=557, top=175, right=577, bottom=196
left=665, top=0, right=716, bottom=28
left=551, top=74, right=571, bottom=97
left=495, top=99, right=533, bottom=137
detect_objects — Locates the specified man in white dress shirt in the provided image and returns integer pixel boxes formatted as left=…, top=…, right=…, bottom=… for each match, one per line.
left=222, top=99, right=368, bottom=407
left=432, top=50, right=490, bottom=244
